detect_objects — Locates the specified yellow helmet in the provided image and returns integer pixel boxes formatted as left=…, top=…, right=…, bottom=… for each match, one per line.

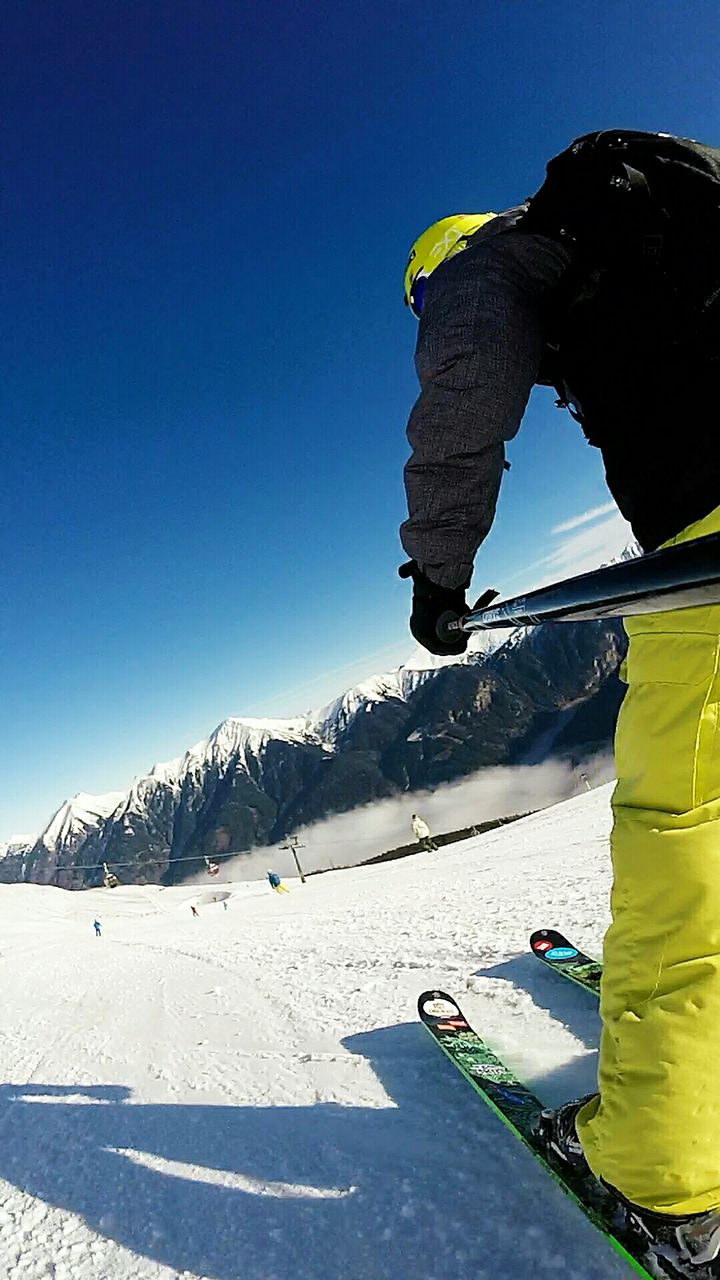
left=403, top=213, right=498, bottom=317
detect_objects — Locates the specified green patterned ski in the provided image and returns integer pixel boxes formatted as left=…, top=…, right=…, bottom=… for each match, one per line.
left=530, top=928, right=603, bottom=997
left=418, top=989, right=653, bottom=1279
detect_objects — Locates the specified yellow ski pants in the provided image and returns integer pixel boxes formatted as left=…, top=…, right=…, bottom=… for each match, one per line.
left=577, top=502, right=720, bottom=1213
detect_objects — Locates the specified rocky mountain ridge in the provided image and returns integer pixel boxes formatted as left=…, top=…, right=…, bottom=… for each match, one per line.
left=2, top=612, right=627, bottom=889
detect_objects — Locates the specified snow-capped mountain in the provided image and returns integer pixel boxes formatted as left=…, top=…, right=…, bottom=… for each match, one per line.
left=4, top=602, right=627, bottom=889
left=309, top=665, right=432, bottom=746
left=0, top=835, right=35, bottom=861
left=39, top=792, right=126, bottom=853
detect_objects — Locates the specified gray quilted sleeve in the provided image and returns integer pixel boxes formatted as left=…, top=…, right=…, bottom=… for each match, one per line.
left=400, top=230, right=573, bottom=589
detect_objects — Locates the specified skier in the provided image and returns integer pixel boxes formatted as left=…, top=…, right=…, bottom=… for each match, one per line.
left=190, top=904, right=199, bottom=918
left=93, top=919, right=102, bottom=938
left=400, top=131, right=720, bottom=1270
left=267, top=870, right=289, bottom=894
left=411, top=813, right=437, bottom=852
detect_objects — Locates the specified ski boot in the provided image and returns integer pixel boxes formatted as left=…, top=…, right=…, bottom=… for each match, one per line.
left=621, top=1202, right=720, bottom=1278
left=533, top=1093, right=595, bottom=1175
left=534, top=1098, right=720, bottom=1276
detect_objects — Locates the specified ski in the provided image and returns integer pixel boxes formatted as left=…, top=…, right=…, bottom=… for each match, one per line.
left=418, top=989, right=654, bottom=1279
left=530, top=928, right=602, bottom=998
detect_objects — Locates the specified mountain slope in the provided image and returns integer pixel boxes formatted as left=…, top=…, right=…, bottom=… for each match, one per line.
left=0, top=784, right=626, bottom=1280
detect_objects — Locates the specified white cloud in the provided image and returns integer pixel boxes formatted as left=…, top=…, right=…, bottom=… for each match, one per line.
left=551, top=502, right=619, bottom=535
left=503, top=509, right=635, bottom=596
left=540, top=509, right=635, bottom=579
left=213, top=753, right=615, bottom=882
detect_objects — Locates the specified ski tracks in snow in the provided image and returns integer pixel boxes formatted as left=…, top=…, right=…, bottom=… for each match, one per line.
left=0, top=786, right=635, bottom=1280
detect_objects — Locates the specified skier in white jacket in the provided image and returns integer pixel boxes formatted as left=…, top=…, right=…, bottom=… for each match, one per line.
left=411, top=814, right=436, bottom=851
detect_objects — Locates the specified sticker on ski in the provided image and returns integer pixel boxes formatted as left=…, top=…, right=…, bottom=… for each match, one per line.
left=418, top=989, right=655, bottom=1279
left=529, top=929, right=602, bottom=998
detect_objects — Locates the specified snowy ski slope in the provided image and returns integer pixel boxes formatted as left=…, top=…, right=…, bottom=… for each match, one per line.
left=0, top=783, right=637, bottom=1280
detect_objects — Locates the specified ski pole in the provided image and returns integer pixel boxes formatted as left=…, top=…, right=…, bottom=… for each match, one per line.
left=438, top=531, right=720, bottom=639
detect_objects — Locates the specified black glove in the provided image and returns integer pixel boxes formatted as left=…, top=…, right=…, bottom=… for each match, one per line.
left=399, top=561, right=470, bottom=656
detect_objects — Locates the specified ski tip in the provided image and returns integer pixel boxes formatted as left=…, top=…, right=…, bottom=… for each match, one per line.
left=417, top=990, right=462, bottom=1021
left=530, top=928, right=570, bottom=954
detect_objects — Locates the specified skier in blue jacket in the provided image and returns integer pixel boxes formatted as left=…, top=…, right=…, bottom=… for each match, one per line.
left=267, top=870, right=289, bottom=894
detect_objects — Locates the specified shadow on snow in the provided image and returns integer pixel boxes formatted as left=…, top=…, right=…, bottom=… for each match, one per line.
left=1, top=1019, right=619, bottom=1280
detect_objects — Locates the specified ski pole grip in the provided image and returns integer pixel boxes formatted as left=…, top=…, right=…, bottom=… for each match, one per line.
left=435, top=589, right=500, bottom=644
left=435, top=610, right=464, bottom=642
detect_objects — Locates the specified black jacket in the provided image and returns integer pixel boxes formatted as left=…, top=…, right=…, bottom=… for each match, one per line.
left=400, top=213, right=720, bottom=587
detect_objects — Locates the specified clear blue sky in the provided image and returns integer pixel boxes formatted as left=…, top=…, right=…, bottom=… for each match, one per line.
left=2, top=0, right=719, bottom=837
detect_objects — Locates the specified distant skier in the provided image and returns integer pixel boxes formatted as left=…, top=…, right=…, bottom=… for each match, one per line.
left=190, top=905, right=199, bottom=918
left=93, top=920, right=102, bottom=938
left=411, top=814, right=437, bottom=852
left=267, top=870, right=289, bottom=894
left=399, top=132, right=720, bottom=1266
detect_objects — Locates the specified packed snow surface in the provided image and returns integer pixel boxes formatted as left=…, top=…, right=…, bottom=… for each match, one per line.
left=0, top=783, right=636, bottom=1279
